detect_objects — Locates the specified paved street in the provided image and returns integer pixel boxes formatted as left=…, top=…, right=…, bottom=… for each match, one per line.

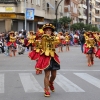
left=0, top=46, right=100, bottom=100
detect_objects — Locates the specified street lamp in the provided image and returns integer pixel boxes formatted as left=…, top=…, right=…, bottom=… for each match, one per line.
left=24, top=0, right=27, bottom=30
left=55, top=0, right=63, bottom=32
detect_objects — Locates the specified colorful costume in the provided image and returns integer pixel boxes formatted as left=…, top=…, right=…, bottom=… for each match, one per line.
left=7, top=31, right=16, bottom=48
left=35, top=34, right=60, bottom=70
left=95, top=34, right=100, bottom=58
left=84, top=36, right=96, bottom=54
left=73, top=33, right=79, bottom=44
left=65, top=33, right=70, bottom=45
left=28, top=29, right=44, bottom=60
left=26, top=31, right=36, bottom=47
left=35, top=24, right=60, bottom=71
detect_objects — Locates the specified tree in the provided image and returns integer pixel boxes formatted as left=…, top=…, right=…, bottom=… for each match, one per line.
left=91, top=26, right=98, bottom=31
left=71, top=23, right=99, bottom=32
left=59, top=16, right=72, bottom=29
left=70, top=23, right=84, bottom=31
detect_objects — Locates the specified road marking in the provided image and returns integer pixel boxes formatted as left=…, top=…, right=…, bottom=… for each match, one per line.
left=0, top=74, right=4, bottom=93
left=74, top=73, right=100, bottom=88
left=0, top=69, right=100, bottom=72
left=19, top=73, right=43, bottom=92
left=55, top=73, right=85, bottom=92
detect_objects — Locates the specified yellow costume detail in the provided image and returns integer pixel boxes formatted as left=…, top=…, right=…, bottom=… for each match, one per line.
left=28, top=35, right=36, bottom=43
left=9, top=36, right=16, bottom=42
left=41, top=34, right=60, bottom=57
left=34, top=40, right=42, bottom=52
left=86, top=38, right=96, bottom=48
left=65, top=35, right=70, bottom=42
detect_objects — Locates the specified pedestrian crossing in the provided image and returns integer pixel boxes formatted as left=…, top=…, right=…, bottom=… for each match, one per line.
left=0, top=72, right=100, bottom=93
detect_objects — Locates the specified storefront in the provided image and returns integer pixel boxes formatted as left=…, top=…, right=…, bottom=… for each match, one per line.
left=0, top=13, right=44, bottom=32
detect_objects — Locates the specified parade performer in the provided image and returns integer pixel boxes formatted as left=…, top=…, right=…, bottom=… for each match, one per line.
left=28, top=29, right=44, bottom=75
left=95, top=32, right=100, bottom=59
left=65, top=32, right=70, bottom=51
left=84, top=32, right=96, bottom=66
left=17, top=36, right=25, bottom=55
left=58, top=32, right=65, bottom=52
left=35, top=23, right=60, bottom=97
left=27, top=31, right=36, bottom=51
left=73, top=32, right=79, bottom=46
left=7, top=31, right=17, bottom=57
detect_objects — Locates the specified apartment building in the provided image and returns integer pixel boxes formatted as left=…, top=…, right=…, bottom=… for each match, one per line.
left=0, top=0, right=64, bottom=32
left=64, top=0, right=79, bottom=24
left=89, top=0, right=100, bottom=29
left=78, top=0, right=87, bottom=23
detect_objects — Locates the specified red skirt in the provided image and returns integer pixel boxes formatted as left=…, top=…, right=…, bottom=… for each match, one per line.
left=62, top=40, right=66, bottom=45
left=95, top=48, right=100, bottom=59
left=74, top=39, right=78, bottom=43
left=35, top=53, right=60, bottom=70
left=84, top=47, right=96, bottom=54
left=84, top=44, right=87, bottom=54
left=7, top=42, right=16, bottom=47
left=28, top=50, right=40, bottom=60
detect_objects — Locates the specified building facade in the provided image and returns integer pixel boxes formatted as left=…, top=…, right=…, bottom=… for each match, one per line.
left=0, top=0, right=64, bottom=32
left=89, top=0, right=100, bottom=29
left=78, top=0, right=87, bottom=24
left=64, top=0, right=79, bottom=24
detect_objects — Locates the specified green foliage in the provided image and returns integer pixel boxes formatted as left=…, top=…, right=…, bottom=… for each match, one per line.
left=71, top=23, right=99, bottom=32
left=52, top=16, right=72, bottom=28
left=91, top=26, right=98, bottom=31
left=70, top=23, right=84, bottom=30
left=59, top=16, right=72, bottom=28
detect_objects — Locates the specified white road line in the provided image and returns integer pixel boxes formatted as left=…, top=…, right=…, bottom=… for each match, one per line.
left=0, top=69, right=100, bottom=72
left=55, top=73, right=85, bottom=92
left=19, top=73, right=44, bottom=92
left=74, top=73, right=100, bottom=88
left=0, top=74, right=4, bottom=93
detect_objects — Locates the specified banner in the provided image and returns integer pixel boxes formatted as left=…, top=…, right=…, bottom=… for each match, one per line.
left=26, top=8, right=35, bottom=20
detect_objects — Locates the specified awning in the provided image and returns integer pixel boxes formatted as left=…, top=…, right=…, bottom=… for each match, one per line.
left=47, top=2, right=55, bottom=9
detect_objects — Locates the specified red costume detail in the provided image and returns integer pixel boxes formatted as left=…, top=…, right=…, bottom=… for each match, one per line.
left=95, top=41, right=100, bottom=58
left=28, top=50, right=41, bottom=60
left=7, top=42, right=16, bottom=47
left=35, top=53, right=60, bottom=70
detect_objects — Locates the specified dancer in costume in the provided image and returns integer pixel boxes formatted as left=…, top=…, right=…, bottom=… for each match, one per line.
left=95, top=32, right=100, bottom=58
left=84, top=32, right=96, bottom=66
left=35, top=23, right=60, bottom=97
left=7, top=31, right=17, bottom=57
left=29, top=29, right=44, bottom=75
left=58, top=32, right=65, bottom=52
left=65, top=32, right=70, bottom=51
left=73, top=32, right=79, bottom=46
left=27, top=31, right=36, bottom=51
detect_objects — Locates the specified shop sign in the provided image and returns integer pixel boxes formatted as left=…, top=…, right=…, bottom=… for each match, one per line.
left=0, top=14, right=16, bottom=18
left=26, top=8, right=35, bottom=20
left=5, top=7, right=13, bottom=12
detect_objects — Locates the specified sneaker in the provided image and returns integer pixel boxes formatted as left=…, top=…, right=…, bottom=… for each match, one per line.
left=49, top=82, right=55, bottom=92
left=44, top=88, right=50, bottom=97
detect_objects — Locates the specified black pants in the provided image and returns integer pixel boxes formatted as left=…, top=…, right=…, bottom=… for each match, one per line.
left=0, top=46, right=5, bottom=53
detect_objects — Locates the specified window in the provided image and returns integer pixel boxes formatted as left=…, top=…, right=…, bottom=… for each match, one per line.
left=47, top=3, right=49, bottom=12
left=36, top=0, right=40, bottom=6
left=42, top=0, right=46, bottom=10
left=31, top=0, right=34, bottom=4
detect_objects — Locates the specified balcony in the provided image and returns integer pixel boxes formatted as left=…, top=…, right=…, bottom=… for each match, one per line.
left=78, top=15, right=87, bottom=19
left=78, top=4, right=87, bottom=9
left=0, top=0, right=18, bottom=4
left=95, top=0, right=100, bottom=3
